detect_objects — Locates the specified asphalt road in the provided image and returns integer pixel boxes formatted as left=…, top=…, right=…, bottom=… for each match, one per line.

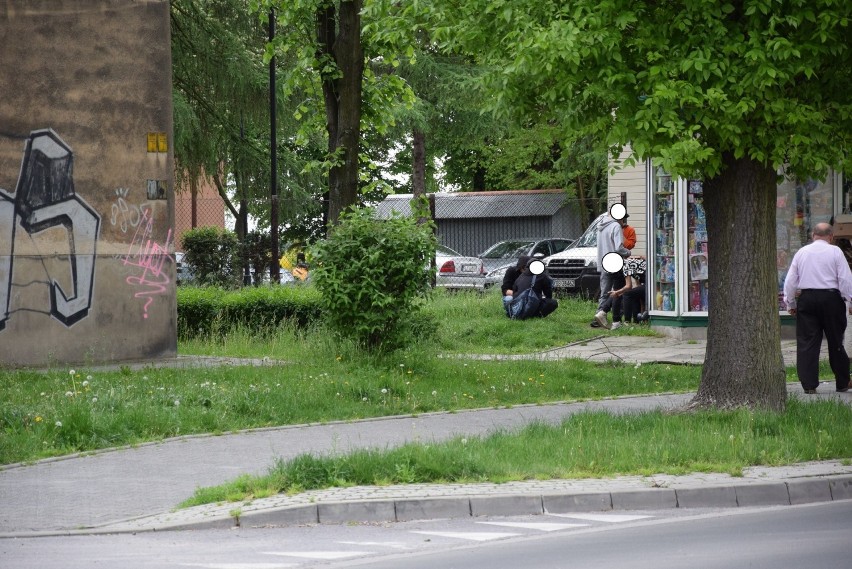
left=338, top=501, right=852, bottom=569
left=2, top=501, right=849, bottom=569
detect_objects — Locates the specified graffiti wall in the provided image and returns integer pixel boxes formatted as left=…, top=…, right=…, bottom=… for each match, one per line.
left=0, top=0, right=176, bottom=366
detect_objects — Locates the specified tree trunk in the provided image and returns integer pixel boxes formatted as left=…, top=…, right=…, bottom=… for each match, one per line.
left=318, top=0, right=363, bottom=227
left=412, top=128, right=426, bottom=198
left=689, top=154, right=787, bottom=411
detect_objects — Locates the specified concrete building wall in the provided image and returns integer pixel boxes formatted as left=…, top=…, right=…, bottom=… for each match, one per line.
left=608, top=146, right=648, bottom=256
left=0, top=0, right=176, bottom=366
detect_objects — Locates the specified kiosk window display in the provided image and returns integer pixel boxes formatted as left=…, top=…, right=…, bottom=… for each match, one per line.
left=648, top=160, right=841, bottom=322
left=651, top=167, right=677, bottom=312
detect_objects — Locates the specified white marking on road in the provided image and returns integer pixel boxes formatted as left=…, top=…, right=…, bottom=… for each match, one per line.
left=338, top=541, right=411, bottom=550
left=181, top=564, right=296, bottom=569
left=477, top=521, right=589, bottom=532
left=412, top=531, right=519, bottom=542
left=547, top=513, right=653, bottom=523
left=262, top=551, right=370, bottom=560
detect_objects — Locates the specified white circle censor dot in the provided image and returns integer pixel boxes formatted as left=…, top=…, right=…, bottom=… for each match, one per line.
left=610, top=202, right=626, bottom=220
left=602, top=252, right=625, bottom=274
left=529, top=259, right=545, bottom=275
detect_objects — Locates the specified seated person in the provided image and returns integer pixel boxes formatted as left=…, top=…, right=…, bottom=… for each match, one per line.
left=509, top=258, right=558, bottom=319
left=609, top=256, right=647, bottom=325
left=501, top=255, right=531, bottom=314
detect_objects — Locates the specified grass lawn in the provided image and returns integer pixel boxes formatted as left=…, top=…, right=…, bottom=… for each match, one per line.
left=2, top=289, right=841, bottom=481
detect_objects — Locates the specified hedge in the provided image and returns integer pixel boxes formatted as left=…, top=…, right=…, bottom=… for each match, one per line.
left=177, top=285, right=323, bottom=339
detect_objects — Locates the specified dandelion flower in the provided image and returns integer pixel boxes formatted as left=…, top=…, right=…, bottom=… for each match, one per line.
left=55, top=421, right=62, bottom=428
left=362, top=397, right=368, bottom=402
left=35, top=416, right=42, bottom=423
left=174, top=400, right=180, bottom=407
left=65, top=391, right=74, bottom=397
left=431, top=390, right=437, bottom=396
left=86, top=375, right=93, bottom=381
left=91, top=397, right=98, bottom=403
left=381, top=388, right=388, bottom=394
left=69, top=369, right=75, bottom=375
left=82, top=381, right=89, bottom=387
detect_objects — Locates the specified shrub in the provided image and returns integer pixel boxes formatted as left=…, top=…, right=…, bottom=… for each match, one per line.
left=181, top=226, right=242, bottom=288
left=311, top=207, right=436, bottom=350
left=177, top=285, right=323, bottom=339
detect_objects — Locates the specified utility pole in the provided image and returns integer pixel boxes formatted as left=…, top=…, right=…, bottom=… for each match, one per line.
left=268, top=8, right=280, bottom=283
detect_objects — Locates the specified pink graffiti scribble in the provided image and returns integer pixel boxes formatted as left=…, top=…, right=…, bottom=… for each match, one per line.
left=122, top=209, right=173, bottom=319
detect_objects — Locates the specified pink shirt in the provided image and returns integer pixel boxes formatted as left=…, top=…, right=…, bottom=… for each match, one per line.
left=783, top=239, right=852, bottom=309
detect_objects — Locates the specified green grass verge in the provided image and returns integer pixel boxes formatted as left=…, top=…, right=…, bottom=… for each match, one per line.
left=0, top=349, right=699, bottom=465
left=180, top=398, right=852, bottom=508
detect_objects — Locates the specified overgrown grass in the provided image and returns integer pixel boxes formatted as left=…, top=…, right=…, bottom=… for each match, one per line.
left=180, top=398, right=852, bottom=507
left=180, top=289, right=657, bottom=358
left=0, top=292, right=813, bottom=467
left=0, top=341, right=699, bottom=465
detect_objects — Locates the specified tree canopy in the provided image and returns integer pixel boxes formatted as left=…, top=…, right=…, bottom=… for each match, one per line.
left=370, top=0, right=852, bottom=410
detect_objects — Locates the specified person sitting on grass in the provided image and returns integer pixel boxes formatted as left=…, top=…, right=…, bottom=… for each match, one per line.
left=507, top=258, right=559, bottom=319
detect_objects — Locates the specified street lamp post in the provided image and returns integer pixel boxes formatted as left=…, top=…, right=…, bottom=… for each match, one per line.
left=268, top=8, right=280, bottom=283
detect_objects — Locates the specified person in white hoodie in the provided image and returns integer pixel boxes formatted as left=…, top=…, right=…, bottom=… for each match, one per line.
left=594, top=212, right=631, bottom=328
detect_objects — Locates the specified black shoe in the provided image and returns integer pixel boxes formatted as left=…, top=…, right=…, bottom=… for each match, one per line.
left=590, top=320, right=602, bottom=328
left=837, top=386, right=850, bottom=393
left=804, top=389, right=817, bottom=394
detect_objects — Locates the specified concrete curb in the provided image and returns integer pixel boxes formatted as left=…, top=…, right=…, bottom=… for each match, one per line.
left=7, top=474, right=847, bottom=538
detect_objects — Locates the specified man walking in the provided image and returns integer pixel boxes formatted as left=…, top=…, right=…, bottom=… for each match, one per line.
left=784, top=222, right=852, bottom=393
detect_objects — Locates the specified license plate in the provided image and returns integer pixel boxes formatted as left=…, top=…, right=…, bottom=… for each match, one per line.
left=554, top=278, right=576, bottom=288
left=460, top=264, right=478, bottom=273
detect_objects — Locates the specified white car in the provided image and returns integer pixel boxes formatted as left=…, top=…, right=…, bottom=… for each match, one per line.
left=435, top=245, right=486, bottom=291
left=543, top=213, right=606, bottom=297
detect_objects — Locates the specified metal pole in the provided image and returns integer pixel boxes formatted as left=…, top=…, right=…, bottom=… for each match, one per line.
left=269, top=8, right=280, bottom=283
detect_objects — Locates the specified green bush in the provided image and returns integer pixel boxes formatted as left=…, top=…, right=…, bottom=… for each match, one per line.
left=177, top=285, right=323, bottom=339
left=181, top=226, right=242, bottom=288
left=311, top=207, right=436, bottom=350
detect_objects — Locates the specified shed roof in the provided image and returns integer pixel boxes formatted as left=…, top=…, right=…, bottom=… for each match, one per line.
left=374, top=189, right=568, bottom=220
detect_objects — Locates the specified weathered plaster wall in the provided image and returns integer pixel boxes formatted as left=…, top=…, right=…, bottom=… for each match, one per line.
left=0, top=0, right=176, bottom=366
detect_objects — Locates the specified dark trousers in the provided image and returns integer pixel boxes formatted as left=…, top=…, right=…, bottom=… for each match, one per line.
left=795, top=289, right=851, bottom=391
left=622, top=285, right=646, bottom=323
left=599, top=273, right=626, bottom=322
left=537, top=297, right=558, bottom=318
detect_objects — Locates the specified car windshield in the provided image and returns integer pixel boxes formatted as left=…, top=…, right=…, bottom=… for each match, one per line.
left=573, top=214, right=606, bottom=248
left=436, top=244, right=461, bottom=256
left=480, top=240, right=534, bottom=258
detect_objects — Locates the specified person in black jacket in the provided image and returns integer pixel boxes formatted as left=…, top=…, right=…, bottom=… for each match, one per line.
left=508, top=258, right=558, bottom=318
left=501, top=255, right=532, bottom=307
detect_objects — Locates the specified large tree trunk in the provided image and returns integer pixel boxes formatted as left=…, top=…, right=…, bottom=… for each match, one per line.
left=319, top=0, right=363, bottom=227
left=690, top=154, right=787, bottom=411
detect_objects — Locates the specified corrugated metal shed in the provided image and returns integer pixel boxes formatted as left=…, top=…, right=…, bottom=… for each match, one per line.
left=375, top=190, right=584, bottom=256
left=375, top=190, right=569, bottom=220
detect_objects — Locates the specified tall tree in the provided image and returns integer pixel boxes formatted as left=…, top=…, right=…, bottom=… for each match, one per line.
left=259, top=0, right=413, bottom=227
left=402, top=0, right=852, bottom=410
left=171, top=0, right=269, bottom=239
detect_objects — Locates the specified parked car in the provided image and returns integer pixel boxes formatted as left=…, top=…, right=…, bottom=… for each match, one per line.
left=543, top=213, right=607, bottom=297
left=435, top=244, right=486, bottom=290
left=481, top=238, right=575, bottom=288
